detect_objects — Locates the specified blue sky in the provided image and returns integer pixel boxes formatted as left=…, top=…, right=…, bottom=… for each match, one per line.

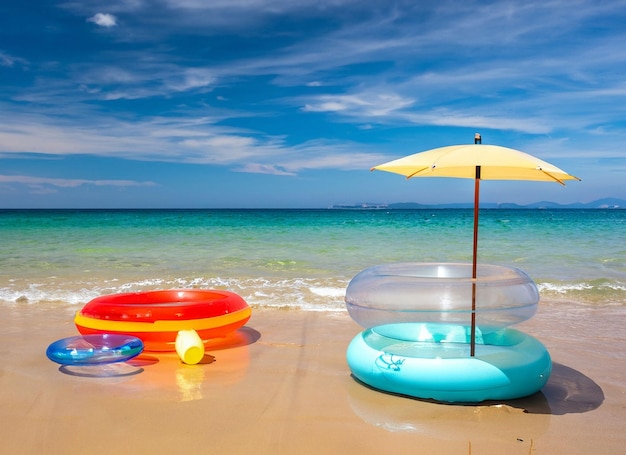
left=1, top=0, right=625, bottom=208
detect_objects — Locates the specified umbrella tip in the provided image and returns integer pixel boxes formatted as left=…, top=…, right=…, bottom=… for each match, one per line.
left=474, top=133, right=482, bottom=144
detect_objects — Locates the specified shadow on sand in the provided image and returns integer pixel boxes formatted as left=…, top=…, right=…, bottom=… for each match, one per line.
left=507, top=362, right=604, bottom=415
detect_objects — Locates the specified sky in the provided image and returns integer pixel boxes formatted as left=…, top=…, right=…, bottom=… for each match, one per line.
left=1, top=0, right=625, bottom=208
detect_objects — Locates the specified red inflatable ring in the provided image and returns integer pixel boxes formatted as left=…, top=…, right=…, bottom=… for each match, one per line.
left=75, top=289, right=251, bottom=352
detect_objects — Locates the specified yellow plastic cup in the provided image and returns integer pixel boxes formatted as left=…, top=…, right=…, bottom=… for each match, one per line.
left=175, top=329, right=205, bottom=365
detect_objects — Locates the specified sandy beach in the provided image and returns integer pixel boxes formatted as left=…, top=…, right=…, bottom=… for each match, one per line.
left=1, top=300, right=624, bottom=455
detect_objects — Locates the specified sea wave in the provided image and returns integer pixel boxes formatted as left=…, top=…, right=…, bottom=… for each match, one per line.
left=2, top=274, right=623, bottom=311
left=0, top=276, right=351, bottom=311
left=537, top=279, right=626, bottom=305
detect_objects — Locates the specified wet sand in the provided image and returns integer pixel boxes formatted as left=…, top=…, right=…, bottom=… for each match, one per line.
left=0, top=300, right=623, bottom=454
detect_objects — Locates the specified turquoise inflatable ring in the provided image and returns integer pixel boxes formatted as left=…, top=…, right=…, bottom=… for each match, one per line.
left=347, top=323, right=551, bottom=402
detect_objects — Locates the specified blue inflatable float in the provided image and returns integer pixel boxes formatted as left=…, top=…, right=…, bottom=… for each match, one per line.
left=46, top=334, right=144, bottom=366
left=345, top=263, right=552, bottom=402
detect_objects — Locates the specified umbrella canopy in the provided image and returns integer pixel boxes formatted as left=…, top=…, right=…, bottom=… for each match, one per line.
left=371, top=144, right=580, bottom=184
left=371, top=141, right=580, bottom=356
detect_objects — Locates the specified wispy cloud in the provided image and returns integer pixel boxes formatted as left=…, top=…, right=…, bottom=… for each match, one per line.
left=0, top=108, right=386, bottom=174
left=303, top=93, right=415, bottom=117
left=0, top=51, right=28, bottom=68
left=234, top=163, right=296, bottom=176
left=0, top=175, right=155, bottom=188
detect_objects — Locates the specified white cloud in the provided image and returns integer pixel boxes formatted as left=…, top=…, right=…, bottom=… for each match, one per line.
left=87, top=13, right=118, bottom=27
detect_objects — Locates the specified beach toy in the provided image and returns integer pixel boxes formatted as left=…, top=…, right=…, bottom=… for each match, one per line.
left=176, top=329, right=205, bottom=364
left=46, top=334, right=144, bottom=366
left=75, top=289, right=251, bottom=352
left=345, top=263, right=551, bottom=402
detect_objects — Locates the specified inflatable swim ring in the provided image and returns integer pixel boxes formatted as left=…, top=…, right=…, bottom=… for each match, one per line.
left=345, top=263, right=551, bottom=402
left=46, top=334, right=144, bottom=366
left=75, top=289, right=251, bottom=351
left=347, top=323, right=551, bottom=402
left=346, top=262, right=539, bottom=334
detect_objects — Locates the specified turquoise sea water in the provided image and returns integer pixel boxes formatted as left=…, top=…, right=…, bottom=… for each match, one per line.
left=0, top=209, right=624, bottom=310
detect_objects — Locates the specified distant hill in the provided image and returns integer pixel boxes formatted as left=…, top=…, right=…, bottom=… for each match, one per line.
left=497, top=197, right=626, bottom=209
left=332, top=198, right=626, bottom=210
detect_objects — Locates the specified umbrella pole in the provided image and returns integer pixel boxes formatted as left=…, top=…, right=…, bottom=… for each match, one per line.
left=470, top=166, right=481, bottom=357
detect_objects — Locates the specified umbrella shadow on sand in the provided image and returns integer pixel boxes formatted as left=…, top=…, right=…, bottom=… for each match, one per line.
left=505, top=362, right=604, bottom=415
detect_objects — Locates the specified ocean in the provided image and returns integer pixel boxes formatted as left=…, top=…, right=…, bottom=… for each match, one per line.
left=0, top=208, right=624, bottom=310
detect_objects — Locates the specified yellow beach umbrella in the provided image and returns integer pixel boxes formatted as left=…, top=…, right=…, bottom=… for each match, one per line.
left=371, top=136, right=581, bottom=356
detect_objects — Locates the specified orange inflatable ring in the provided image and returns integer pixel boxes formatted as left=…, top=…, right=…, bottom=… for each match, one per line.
left=75, top=289, right=251, bottom=352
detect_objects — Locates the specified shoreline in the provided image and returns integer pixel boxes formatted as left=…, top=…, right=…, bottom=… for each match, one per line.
left=1, top=301, right=624, bottom=454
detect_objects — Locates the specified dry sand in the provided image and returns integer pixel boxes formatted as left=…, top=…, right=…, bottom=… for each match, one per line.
left=1, top=300, right=624, bottom=454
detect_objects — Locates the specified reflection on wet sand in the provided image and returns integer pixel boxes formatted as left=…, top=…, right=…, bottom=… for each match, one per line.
left=127, top=327, right=259, bottom=401
left=55, top=327, right=261, bottom=402
left=347, top=379, right=551, bottom=443
left=59, top=362, right=144, bottom=379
